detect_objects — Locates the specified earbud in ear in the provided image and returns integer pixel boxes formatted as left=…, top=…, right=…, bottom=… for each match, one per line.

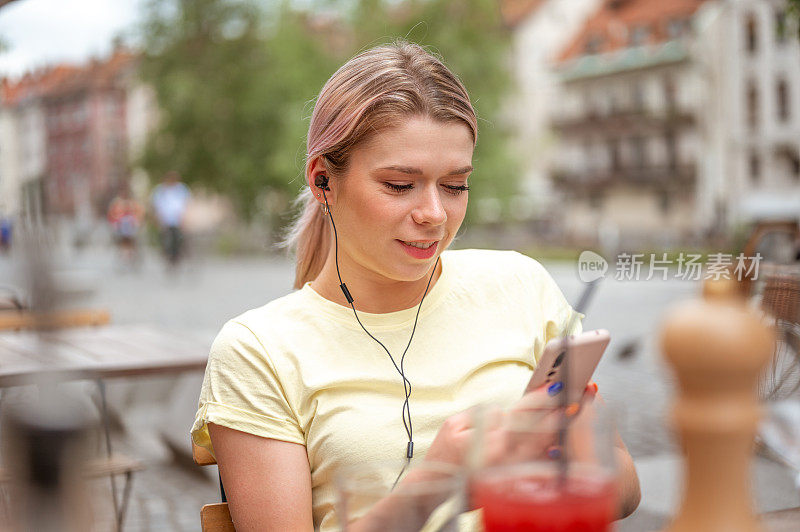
left=315, top=174, right=331, bottom=191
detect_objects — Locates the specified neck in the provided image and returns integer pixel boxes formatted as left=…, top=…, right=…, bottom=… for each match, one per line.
left=311, top=253, right=441, bottom=314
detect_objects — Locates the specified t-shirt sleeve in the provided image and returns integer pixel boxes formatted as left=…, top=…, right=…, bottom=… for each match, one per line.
left=190, top=320, right=305, bottom=457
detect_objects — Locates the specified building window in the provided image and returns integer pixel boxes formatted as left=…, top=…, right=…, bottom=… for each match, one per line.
left=608, top=91, right=619, bottom=114
left=663, top=75, right=676, bottom=112
left=778, top=147, right=800, bottom=181
left=749, top=152, right=760, bottom=183
left=777, top=78, right=790, bottom=122
left=746, top=14, right=758, bottom=53
left=659, top=190, right=671, bottom=214
left=746, top=81, right=759, bottom=130
left=775, top=9, right=787, bottom=43
left=583, top=140, right=593, bottom=171
left=633, top=81, right=646, bottom=111
left=76, top=103, right=87, bottom=123
left=631, top=136, right=646, bottom=169
left=630, top=25, right=650, bottom=46
left=665, top=132, right=677, bottom=170
left=609, top=139, right=621, bottom=171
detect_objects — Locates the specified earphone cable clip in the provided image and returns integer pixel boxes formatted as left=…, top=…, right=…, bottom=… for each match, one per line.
left=340, top=283, right=354, bottom=304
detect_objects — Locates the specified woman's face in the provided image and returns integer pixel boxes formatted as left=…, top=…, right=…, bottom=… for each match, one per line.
left=328, top=116, right=474, bottom=285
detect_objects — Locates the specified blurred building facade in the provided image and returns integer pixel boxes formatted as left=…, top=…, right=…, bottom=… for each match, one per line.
left=549, top=0, right=706, bottom=246
left=716, top=0, right=800, bottom=225
left=0, top=67, right=67, bottom=223
left=2, top=0, right=797, bottom=249
left=514, top=0, right=800, bottom=247
left=502, top=0, right=603, bottom=219
left=0, top=47, right=157, bottom=225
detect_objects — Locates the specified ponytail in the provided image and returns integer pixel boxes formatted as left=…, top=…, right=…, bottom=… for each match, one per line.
left=288, top=187, right=330, bottom=289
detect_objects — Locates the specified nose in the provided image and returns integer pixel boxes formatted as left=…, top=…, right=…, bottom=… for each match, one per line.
left=411, top=185, right=447, bottom=226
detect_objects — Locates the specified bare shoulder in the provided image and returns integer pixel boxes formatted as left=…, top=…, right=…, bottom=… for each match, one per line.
left=209, top=423, right=313, bottom=531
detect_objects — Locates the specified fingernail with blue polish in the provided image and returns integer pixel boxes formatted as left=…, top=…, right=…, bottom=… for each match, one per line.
left=547, top=381, right=563, bottom=396
left=547, top=446, right=562, bottom=459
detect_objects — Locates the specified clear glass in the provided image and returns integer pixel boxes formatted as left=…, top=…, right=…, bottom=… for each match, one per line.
left=335, top=459, right=468, bottom=532
left=469, top=400, right=619, bottom=532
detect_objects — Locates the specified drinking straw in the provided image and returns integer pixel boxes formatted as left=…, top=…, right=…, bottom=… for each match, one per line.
left=557, top=278, right=601, bottom=487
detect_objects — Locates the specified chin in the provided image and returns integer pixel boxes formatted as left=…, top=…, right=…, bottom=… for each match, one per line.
left=393, top=258, right=441, bottom=282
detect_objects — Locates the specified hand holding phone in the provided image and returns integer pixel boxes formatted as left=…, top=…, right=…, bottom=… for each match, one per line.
left=524, top=329, right=610, bottom=404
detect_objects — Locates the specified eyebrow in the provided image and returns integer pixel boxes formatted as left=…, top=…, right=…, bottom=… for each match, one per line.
left=375, top=165, right=474, bottom=175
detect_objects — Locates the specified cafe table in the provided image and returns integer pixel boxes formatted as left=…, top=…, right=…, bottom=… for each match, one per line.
left=0, top=322, right=211, bottom=529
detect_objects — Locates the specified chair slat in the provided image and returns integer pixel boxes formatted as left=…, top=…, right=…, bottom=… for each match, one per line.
left=200, top=503, right=235, bottom=531
left=84, top=454, right=144, bottom=478
left=192, top=441, right=217, bottom=466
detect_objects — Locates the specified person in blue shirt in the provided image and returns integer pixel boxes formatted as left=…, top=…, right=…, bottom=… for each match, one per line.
left=151, top=171, right=191, bottom=266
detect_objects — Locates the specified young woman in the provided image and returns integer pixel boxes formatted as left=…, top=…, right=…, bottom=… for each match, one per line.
left=191, top=41, right=640, bottom=531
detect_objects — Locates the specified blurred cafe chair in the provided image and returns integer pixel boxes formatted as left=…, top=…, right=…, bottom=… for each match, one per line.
left=0, top=282, right=110, bottom=331
left=739, top=220, right=800, bottom=398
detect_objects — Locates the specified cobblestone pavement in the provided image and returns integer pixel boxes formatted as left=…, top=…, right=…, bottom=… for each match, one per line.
left=0, top=244, right=792, bottom=531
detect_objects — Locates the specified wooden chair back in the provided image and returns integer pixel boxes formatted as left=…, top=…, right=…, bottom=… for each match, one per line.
left=192, top=441, right=235, bottom=531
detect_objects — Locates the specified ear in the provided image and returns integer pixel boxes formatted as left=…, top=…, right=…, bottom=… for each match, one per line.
left=307, top=156, right=336, bottom=207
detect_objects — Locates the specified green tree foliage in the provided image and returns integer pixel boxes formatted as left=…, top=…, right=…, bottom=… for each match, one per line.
left=789, top=0, right=800, bottom=33
left=138, top=0, right=338, bottom=221
left=138, top=0, right=517, bottom=225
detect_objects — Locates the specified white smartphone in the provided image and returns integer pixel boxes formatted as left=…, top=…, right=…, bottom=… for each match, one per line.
left=524, top=329, right=611, bottom=403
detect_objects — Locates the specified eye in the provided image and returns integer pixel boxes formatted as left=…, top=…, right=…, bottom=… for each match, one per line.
left=384, top=182, right=413, bottom=193
left=442, top=184, right=470, bottom=195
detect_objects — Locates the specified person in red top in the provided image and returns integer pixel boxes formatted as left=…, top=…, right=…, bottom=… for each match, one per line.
left=107, top=186, right=144, bottom=268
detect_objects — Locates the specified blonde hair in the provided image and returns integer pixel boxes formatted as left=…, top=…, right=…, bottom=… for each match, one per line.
left=286, top=40, right=478, bottom=289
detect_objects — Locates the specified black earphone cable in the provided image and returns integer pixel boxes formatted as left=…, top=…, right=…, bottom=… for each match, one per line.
left=320, top=186, right=438, bottom=465
left=321, top=187, right=413, bottom=441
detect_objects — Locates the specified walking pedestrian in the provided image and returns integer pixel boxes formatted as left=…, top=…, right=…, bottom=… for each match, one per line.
left=151, top=171, right=191, bottom=268
left=107, top=186, right=143, bottom=269
left=0, top=214, right=12, bottom=255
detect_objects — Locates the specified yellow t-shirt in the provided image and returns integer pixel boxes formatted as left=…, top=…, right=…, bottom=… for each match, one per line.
left=191, top=249, right=582, bottom=530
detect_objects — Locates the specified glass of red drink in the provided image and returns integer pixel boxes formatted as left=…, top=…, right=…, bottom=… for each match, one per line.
left=470, top=400, right=619, bottom=532
left=472, top=462, right=616, bottom=531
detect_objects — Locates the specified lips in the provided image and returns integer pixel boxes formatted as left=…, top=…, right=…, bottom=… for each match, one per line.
left=397, top=239, right=439, bottom=259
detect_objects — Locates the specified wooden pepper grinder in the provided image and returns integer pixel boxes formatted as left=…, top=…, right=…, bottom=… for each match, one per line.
left=660, top=277, right=776, bottom=532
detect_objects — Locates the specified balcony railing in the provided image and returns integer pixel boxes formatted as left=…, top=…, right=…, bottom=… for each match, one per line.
left=551, top=108, right=695, bottom=136
left=552, top=163, right=696, bottom=193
